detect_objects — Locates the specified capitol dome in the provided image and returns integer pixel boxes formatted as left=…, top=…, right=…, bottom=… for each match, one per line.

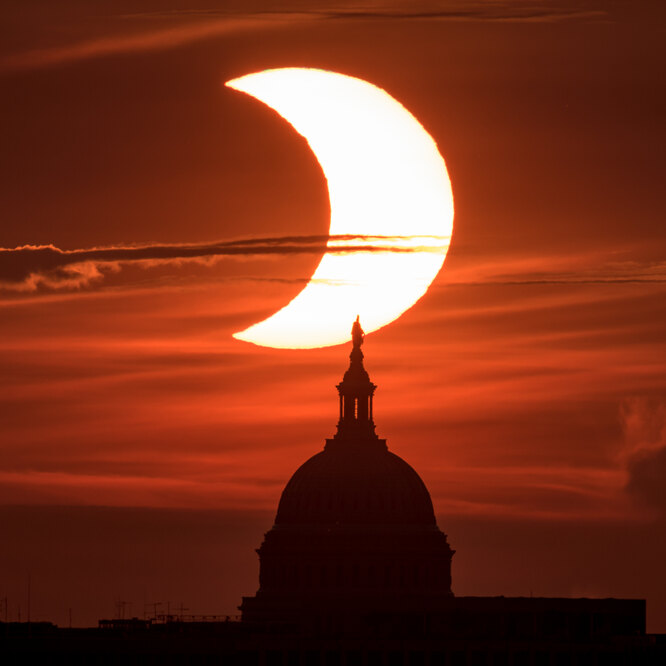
left=240, top=318, right=454, bottom=628
left=275, top=440, right=437, bottom=527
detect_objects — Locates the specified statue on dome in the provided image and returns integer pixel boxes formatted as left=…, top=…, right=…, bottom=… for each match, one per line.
left=351, top=315, right=364, bottom=349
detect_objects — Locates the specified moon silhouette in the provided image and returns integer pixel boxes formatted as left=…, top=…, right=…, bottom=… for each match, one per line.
left=226, top=68, right=453, bottom=349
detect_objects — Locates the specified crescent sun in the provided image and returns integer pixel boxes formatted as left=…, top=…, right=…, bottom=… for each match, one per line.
left=226, top=68, right=454, bottom=349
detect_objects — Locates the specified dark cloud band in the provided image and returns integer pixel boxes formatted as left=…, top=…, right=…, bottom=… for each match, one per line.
left=0, top=234, right=447, bottom=292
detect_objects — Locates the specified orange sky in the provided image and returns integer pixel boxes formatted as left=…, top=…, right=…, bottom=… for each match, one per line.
left=1, top=0, right=665, bottom=630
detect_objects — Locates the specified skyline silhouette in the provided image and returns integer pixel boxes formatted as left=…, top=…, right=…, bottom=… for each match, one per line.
left=2, top=329, right=661, bottom=663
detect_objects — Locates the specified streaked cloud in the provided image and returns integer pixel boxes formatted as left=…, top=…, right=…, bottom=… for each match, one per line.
left=2, top=236, right=665, bottom=295
left=0, top=15, right=283, bottom=73
left=0, top=234, right=447, bottom=292
left=0, top=2, right=607, bottom=73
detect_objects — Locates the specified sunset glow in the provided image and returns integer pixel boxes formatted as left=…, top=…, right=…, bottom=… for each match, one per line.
left=2, top=0, right=665, bottom=633
left=226, top=68, right=454, bottom=349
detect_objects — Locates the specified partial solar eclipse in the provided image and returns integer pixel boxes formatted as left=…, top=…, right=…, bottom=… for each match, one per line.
left=226, top=68, right=454, bottom=349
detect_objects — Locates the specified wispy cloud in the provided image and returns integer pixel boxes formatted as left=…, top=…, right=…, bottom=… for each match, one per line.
left=0, top=15, right=283, bottom=73
left=123, top=1, right=609, bottom=25
left=446, top=270, right=666, bottom=287
left=0, top=2, right=608, bottom=73
left=2, top=235, right=665, bottom=295
left=312, top=5, right=607, bottom=24
left=0, top=234, right=448, bottom=292
left=621, top=398, right=666, bottom=519
left=437, top=250, right=666, bottom=291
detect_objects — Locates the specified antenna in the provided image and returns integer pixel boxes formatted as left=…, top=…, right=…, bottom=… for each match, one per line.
left=175, top=602, right=189, bottom=620
left=145, top=601, right=163, bottom=620
left=115, top=599, right=132, bottom=620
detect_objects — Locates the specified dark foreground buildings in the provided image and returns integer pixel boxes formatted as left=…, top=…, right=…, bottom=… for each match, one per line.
left=2, top=322, right=664, bottom=664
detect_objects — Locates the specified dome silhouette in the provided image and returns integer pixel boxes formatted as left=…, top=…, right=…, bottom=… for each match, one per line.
left=275, top=440, right=437, bottom=526
left=241, top=319, right=454, bottom=627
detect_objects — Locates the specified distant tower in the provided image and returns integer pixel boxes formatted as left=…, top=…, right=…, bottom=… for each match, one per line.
left=240, top=319, right=455, bottom=632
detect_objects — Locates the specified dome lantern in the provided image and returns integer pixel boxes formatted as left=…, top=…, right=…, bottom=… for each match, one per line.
left=334, top=316, right=378, bottom=440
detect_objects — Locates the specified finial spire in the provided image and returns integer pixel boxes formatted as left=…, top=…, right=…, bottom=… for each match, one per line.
left=351, top=315, right=364, bottom=350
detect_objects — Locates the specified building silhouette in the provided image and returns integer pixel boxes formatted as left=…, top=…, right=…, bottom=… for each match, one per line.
left=1, top=319, right=663, bottom=663
left=241, top=317, right=454, bottom=631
